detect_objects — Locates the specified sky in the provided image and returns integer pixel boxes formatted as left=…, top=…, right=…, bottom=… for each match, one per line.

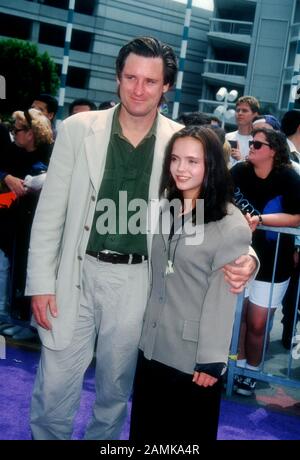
left=173, top=0, right=214, bottom=11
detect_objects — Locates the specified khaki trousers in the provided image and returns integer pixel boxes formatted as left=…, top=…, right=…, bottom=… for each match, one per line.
left=30, top=254, right=148, bottom=440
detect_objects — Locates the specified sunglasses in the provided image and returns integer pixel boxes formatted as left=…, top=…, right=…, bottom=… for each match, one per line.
left=24, top=109, right=32, bottom=128
left=249, top=140, right=270, bottom=150
left=11, top=127, right=27, bottom=134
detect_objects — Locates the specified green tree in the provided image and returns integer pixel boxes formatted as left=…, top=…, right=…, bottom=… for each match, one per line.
left=0, top=38, right=59, bottom=119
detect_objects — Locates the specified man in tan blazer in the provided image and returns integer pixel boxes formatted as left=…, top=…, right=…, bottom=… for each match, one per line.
left=26, top=37, right=257, bottom=440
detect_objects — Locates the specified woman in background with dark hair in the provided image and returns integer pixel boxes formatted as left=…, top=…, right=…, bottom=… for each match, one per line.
left=129, top=125, right=251, bottom=442
left=231, top=128, right=300, bottom=396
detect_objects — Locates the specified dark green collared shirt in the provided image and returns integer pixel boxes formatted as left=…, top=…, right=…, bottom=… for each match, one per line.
left=87, top=106, right=156, bottom=256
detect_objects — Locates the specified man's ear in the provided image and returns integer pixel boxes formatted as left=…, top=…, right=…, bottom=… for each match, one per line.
left=48, top=112, right=54, bottom=121
left=162, top=83, right=170, bottom=94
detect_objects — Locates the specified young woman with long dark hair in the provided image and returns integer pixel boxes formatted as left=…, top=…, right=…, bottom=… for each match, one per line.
left=129, top=125, right=252, bottom=442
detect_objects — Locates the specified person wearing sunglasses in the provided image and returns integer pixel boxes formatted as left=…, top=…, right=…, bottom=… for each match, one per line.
left=251, top=114, right=300, bottom=349
left=0, top=108, right=53, bottom=339
left=230, top=127, right=300, bottom=396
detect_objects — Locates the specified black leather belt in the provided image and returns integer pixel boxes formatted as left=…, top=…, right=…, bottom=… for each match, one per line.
left=86, top=250, right=148, bottom=264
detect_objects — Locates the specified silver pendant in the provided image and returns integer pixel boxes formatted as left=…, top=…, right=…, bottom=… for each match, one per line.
left=165, top=260, right=174, bottom=275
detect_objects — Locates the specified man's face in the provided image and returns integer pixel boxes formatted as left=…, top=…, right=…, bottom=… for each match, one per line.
left=117, top=53, right=169, bottom=119
left=235, top=103, right=257, bottom=128
left=31, top=100, right=54, bottom=121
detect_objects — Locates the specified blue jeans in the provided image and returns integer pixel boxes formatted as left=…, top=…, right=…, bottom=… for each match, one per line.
left=0, top=249, right=10, bottom=321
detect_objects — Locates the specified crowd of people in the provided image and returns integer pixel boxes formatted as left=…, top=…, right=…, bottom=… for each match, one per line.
left=0, top=35, right=300, bottom=441
left=0, top=104, right=54, bottom=339
left=0, top=95, right=117, bottom=339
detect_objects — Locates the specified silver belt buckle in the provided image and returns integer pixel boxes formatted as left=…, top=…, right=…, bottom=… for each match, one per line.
left=97, top=249, right=109, bottom=261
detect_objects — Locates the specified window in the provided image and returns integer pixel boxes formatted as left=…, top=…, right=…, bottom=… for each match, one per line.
left=66, top=66, right=89, bottom=89
left=39, top=23, right=65, bottom=48
left=40, top=0, right=69, bottom=9
left=287, top=42, right=296, bottom=67
left=0, top=13, right=31, bottom=40
left=71, top=30, right=93, bottom=52
left=294, top=0, right=300, bottom=23
left=280, top=85, right=290, bottom=110
left=36, top=0, right=96, bottom=14
left=75, top=0, right=96, bottom=15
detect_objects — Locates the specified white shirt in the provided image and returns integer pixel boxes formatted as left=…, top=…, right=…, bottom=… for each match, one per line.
left=226, top=130, right=252, bottom=167
left=287, top=138, right=300, bottom=163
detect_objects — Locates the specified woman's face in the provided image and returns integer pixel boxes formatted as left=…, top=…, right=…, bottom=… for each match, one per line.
left=170, top=136, right=205, bottom=199
left=248, top=132, right=275, bottom=167
left=12, top=120, right=32, bottom=150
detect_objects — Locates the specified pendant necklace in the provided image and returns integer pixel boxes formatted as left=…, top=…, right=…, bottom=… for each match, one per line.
left=165, top=216, right=183, bottom=275
left=166, top=258, right=175, bottom=275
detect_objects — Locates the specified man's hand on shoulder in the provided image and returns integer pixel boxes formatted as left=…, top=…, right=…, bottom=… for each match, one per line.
left=31, top=294, right=58, bottom=330
left=222, top=254, right=257, bottom=294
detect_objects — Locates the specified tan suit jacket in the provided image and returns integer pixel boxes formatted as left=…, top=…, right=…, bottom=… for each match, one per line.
left=140, top=203, right=252, bottom=374
left=26, top=105, right=183, bottom=350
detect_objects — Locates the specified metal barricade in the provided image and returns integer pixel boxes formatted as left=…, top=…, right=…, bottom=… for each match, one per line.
left=226, top=225, right=300, bottom=396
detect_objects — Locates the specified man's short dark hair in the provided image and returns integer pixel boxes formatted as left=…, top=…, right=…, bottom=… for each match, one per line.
left=98, top=101, right=116, bottom=110
left=34, top=94, right=58, bottom=116
left=69, top=98, right=97, bottom=115
left=281, top=110, right=300, bottom=137
left=116, top=36, right=178, bottom=87
left=177, top=112, right=211, bottom=126
left=209, top=114, right=222, bottom=127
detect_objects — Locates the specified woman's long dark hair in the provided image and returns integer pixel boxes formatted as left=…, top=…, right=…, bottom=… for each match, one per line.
left=159, top=125, right=233, bottom=224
